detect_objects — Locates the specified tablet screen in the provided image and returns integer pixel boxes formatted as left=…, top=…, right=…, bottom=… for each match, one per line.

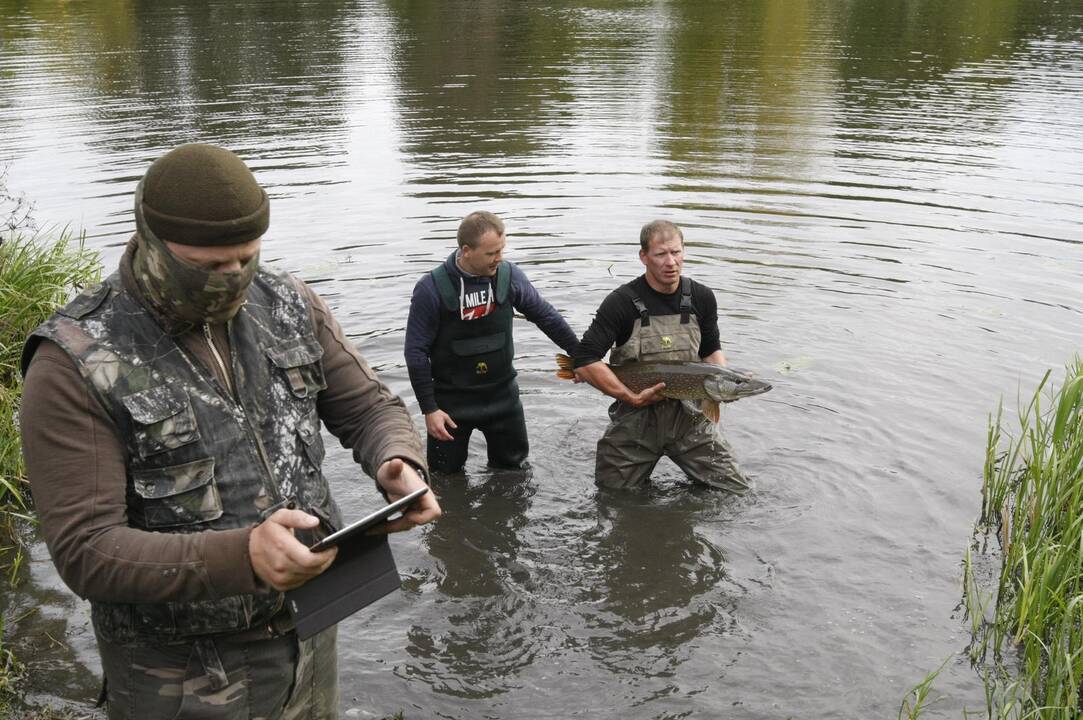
left=309, top=486, right=429, bottom=552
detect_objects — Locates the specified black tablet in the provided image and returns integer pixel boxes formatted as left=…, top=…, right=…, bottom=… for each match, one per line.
left=309, top=486, right=429, bottom=552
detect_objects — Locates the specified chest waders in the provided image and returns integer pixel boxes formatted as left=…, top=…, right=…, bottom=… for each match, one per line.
left=430, top=262, right=520, bottom=421
left=427, top=262, right=529, bottom=471
left=595, top=277, right=748, bottom=493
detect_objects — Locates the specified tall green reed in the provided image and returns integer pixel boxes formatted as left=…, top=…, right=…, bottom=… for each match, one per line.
left=899, top=657, right=950, bottom=719
left=964, top=358, right=1083, bottom=718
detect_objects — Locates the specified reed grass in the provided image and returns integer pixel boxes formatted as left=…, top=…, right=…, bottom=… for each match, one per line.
left=899, top=657, right=949, bottom=719
left=962, top=358, right=1083, bottom=718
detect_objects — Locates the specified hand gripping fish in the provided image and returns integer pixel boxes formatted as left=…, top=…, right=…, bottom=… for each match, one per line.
left=556, top=354, right=772, bottom=423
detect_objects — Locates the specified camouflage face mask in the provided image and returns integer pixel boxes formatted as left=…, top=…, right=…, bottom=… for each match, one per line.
left=134, top=232, right=258, bottom=325
left=133, top=180, right=258, bottom=326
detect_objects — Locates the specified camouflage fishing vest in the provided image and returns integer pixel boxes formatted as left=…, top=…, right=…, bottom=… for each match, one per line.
left=610, top=276, right=701, bottom=366
left=23, top=268, right=342, bottom=642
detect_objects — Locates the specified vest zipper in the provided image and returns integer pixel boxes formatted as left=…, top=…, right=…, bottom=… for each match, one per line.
left=203, top=323, right=235, bottom=398
left=202, top=323, right=283, bottom=506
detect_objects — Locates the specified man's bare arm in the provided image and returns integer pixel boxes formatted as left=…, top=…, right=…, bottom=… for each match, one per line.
left=573, top=360, right=666, bottom=407
left=701, top=349, right=727, bottom=366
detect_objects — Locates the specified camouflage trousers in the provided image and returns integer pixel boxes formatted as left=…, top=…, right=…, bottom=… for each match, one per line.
left=96, top=625, right=338, bottom=719
left=596, top=399, right=749, bottom=493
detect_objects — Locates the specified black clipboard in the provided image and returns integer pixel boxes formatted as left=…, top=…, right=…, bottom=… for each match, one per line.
left=285, top=487, right=428, bottom=640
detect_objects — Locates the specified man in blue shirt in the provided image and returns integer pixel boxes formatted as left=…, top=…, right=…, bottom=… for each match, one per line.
left=405, top=211, right=579, bottom=473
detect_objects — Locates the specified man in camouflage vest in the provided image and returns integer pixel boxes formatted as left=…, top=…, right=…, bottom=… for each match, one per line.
left=571, top=220, right=749, bottom=493
left=19, top=143, right=442, bottom=719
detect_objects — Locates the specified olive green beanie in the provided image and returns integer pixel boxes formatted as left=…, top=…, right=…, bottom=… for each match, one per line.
left=139, top=143, right=269, bottom=246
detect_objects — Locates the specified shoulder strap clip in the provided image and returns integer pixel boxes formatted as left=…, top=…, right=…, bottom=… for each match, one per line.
left=617, top=284, right=650, bottom=327
left=679, top=276, right=692, bottom=324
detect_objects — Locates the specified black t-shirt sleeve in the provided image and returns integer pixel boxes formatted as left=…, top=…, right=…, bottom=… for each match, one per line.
left=693, top=281, right=722, bottom=358
left=572, top=289, right=637, bottom=367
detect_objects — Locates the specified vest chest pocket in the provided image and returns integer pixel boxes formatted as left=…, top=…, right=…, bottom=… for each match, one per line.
left=267, top=340, right=327, bottom=399
left=132, top=458, right=223, bottom=528
left=121, top=385, right=200, bottom=458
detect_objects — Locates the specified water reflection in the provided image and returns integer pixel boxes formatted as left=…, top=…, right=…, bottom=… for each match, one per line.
left=384, top=1, right=576, bottom=166
left=0, top=0, right=364, bottom=252
left=656, top=1, right=826, bottom=172
left=404, top=469, right=536, bottom=698
left=1, top=543, right=99, bottom=708
left=577, top=490, right=740, bottom=679
left=399, top=472, right=744, bottom=706
left=1, top=1, right=359, bottom=150
left=837, top=0, right=1055, bottom=83
left=425, top=469, right=534, bottom=597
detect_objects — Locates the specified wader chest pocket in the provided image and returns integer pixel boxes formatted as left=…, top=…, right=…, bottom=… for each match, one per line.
left=267, top=340, right=326, bottom=399
left=122, top=385, right=200, bottom=458
left=451, top=332, right=505, bottom=357
left=639, top=329, right=695, bottom=360
left=132, top=457, right=223, bottom=528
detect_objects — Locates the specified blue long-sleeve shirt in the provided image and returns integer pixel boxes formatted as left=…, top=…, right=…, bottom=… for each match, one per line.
left=405, top=251, right=579, bottom=414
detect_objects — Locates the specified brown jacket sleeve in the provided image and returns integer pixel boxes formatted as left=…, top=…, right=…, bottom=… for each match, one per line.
left=296, top=278, right=427, bottom=480
left=20, top=341, right=259, bottom=604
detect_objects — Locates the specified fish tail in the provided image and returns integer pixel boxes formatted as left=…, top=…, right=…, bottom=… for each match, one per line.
left=556, top=353, right=576, bottom=380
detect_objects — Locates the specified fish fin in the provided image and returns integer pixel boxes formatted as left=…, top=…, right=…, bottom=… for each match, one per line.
left=556, top=353, right=576, bottom=380
left=702, top=399, right=720, bottom=423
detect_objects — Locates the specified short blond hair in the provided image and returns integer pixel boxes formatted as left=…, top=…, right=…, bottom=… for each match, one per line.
left=457, top=211, right=505, bottom=249
left=639, top=220, right=684, bottom=251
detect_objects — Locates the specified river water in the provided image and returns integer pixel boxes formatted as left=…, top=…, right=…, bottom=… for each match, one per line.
left=2, top=1, right=1082, bottom=718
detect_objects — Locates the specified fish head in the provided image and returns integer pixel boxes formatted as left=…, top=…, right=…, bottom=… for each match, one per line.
left=704, top=369, right=772, bottom=403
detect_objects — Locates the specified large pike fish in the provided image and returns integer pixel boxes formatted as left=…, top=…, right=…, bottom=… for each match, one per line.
left=556, top=354, right=771, bottom=423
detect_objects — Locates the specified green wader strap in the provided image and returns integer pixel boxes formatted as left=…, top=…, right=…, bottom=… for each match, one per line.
left=494, top=262, right=511, bottom=304
left=431, top=262, right=511, bottom=313
left=432, top=264, right=458, bottom=313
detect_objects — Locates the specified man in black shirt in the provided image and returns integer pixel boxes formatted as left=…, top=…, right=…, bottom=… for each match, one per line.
left=572, top=220, right=748, bottom=492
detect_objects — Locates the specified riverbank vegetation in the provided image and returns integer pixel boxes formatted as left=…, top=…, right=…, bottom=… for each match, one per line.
left=967, top=358, right=1083, bottom=717
left=902, top=359, right=1083, bottom=718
